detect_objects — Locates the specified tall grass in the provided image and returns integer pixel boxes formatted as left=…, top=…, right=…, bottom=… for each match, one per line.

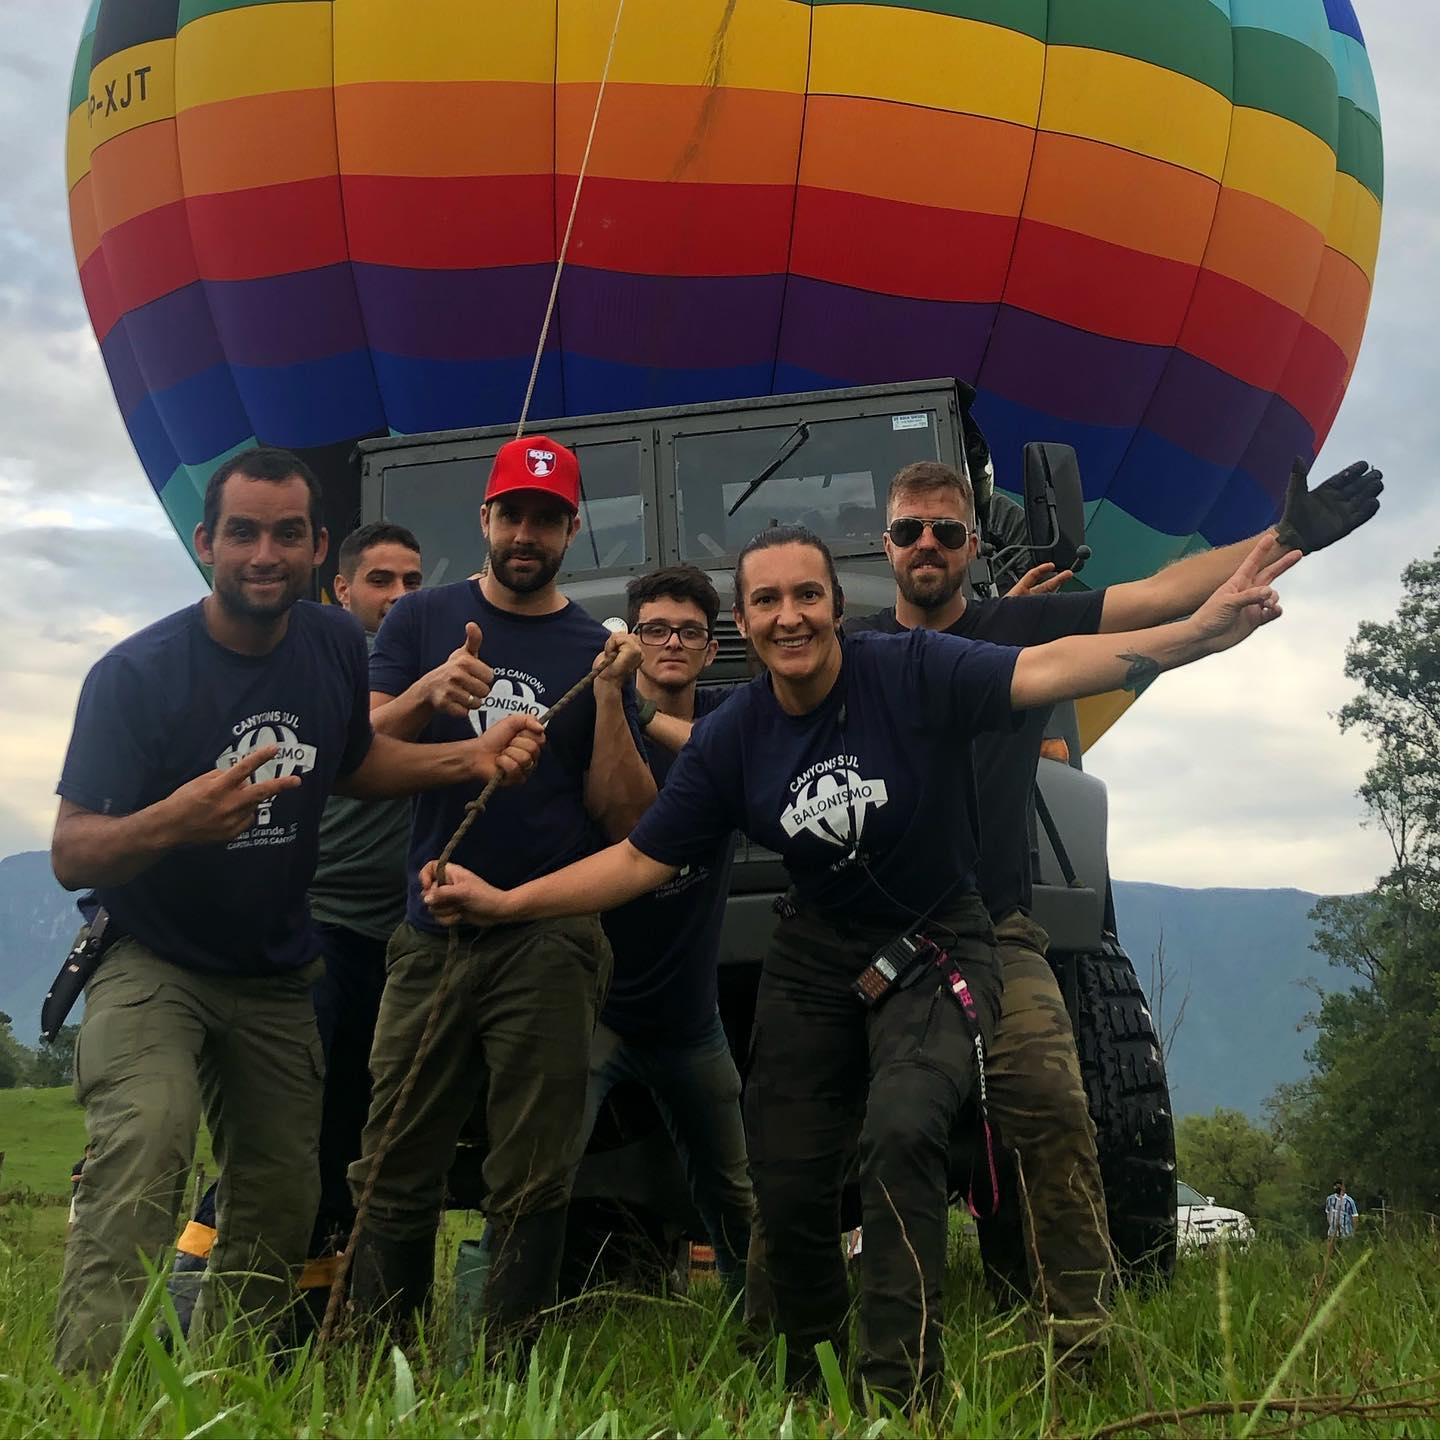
left=2, top=1199, right=1437, bottom=1438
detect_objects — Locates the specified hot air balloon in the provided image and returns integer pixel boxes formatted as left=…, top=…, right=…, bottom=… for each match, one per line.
left=67, top=0, right=1382, bottom=741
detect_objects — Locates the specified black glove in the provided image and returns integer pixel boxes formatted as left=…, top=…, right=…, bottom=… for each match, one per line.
left=1274, top=457, right=1383, bottom=553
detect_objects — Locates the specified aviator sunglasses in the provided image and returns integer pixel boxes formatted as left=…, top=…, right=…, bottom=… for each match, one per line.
left=885, top=516, right=972, bottom=550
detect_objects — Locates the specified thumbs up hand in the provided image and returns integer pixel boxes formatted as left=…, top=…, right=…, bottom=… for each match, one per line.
left=420, top=622, right=496, bottom=717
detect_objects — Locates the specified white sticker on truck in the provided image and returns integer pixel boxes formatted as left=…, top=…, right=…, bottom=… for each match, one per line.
left=891, top=413, right=929, bottom=431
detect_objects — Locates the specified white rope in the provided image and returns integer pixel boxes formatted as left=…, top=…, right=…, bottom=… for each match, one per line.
left=515, top=0, right=628, bottom=440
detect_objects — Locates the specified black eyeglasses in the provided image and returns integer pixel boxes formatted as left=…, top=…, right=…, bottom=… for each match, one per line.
left=634, top=621, right=713, bottom=650
left=885, top=516, right=972, bottom=550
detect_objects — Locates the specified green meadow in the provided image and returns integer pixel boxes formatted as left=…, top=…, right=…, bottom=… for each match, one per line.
left=2, top=1087, right=1437, bottom=1437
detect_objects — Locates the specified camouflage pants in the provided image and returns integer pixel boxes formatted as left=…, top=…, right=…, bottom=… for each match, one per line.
left=980, top=910, right=1111, bottom=1356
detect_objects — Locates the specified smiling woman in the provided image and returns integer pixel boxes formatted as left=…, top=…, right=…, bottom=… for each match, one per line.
left=419, top=521, right=1294, bottom=1398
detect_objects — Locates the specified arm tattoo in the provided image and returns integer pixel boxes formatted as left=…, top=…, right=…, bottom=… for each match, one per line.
left=1118, top=651, right=1160, bottom=693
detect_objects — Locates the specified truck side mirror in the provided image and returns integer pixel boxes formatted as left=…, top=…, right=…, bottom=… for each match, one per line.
left=1022, top=442, right=1089, bottom=575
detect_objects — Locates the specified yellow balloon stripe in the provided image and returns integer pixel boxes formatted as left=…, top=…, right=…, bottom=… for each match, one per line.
left=175, top=2, right=331, bottom=110
left=69, top=39, right=175, bottom=187
left=1041, top=47, right=1230, bottom=181
left=809, top=7, right=1043, bottom=127
left=1324, top=172, right=1382, bottom=285
left=556, top=0, right=809, bottom=92
left=335, top=0, right=553, bottom=85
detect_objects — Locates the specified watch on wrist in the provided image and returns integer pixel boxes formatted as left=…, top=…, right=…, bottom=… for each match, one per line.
left=636, top=696, right=658, bottom=729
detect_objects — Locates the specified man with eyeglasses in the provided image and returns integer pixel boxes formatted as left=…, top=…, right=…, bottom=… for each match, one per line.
left=574, top=564, right=754, bottom=1289
left=850, top=452, right=1382, bottom=1360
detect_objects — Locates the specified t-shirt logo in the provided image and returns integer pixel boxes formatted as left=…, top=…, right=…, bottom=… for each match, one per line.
left=526, top=448, right=556, bottom=477
left=781, top=765, right=889, bottom=849
left=217, top=715, right=317, bottom=826
left=470, top=671, right=545, bottom=736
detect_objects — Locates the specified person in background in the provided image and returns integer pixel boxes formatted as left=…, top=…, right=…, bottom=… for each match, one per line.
left=576, top=564, right=753, bottom=1288
left=1326, top=1180, right=1358, bottom=1239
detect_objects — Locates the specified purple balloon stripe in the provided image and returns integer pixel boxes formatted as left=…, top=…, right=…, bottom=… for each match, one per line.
left=350, top=262, right=559, bottom=363
left=558, top=268, right=789, bottom=371
left=777, top=277, right=997, bottom=388
left=204, top=265, right=373, bottom=367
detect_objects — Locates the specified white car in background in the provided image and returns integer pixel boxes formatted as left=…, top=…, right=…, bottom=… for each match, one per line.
left=1177, top=1180, right=1255, bottom=1251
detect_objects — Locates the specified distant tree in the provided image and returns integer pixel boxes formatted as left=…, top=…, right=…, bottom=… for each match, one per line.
left=0, top=1011, right=28, bottom=1090
left=29, top=1025, right=79, bottom=1088
left=1268, top=551, right=1440, bottom=1218
left=1176, top=1107, right=1303, bottom=1227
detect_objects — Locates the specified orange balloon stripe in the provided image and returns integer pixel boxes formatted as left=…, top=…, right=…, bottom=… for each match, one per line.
left=1022, top=131, right=1218, bottom=267
left=179, top=87, right=339, bottom=195
left=89, top=118, right=184, bottom=236
left=798, top=95, right=1033, bottom=218
left=554, top=82, right=806, bottom=186
left=68, top=174, right=100, bottom=270
left=335, top=81, right=553, bottom=177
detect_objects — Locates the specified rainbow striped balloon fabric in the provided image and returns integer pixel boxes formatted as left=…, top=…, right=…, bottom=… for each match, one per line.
left=69, top=0, right=1381, bottom=593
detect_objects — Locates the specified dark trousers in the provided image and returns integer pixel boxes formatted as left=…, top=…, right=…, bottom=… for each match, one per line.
left=350, top=917, right=611, bottom=1244
left=311, top=922, right=389, bottom=1241
left=583, top=1011, right=754, bottom=1281
left=744, top=901, right=1000, bottom=1399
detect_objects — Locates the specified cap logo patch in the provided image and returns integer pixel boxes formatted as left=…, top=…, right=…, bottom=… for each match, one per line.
left=526, top=448, right=556, bottom=477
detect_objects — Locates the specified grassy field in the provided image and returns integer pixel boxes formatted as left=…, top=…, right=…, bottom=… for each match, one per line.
left=2, top=1087, right=1438, bottom=1437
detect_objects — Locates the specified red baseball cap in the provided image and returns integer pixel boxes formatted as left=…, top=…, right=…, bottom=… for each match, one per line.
left=485, top=436, right=580, bottom=512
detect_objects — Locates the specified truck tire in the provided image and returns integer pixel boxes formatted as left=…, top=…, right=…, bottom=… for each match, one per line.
left=1065, top=939, right=1177, bottom=1284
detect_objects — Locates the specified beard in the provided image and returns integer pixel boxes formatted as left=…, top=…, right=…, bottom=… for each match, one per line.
left=212, top=569, right=308, bottom=622
left=490, top=543, right=564, bottom=594
left=895, top=557, right=962, bottom=610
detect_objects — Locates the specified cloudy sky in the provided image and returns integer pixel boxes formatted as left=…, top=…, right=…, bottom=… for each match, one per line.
left=1, top=2, right=1435, bottom=896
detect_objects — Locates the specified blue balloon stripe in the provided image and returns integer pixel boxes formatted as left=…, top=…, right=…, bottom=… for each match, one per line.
left=227, top=351, right=388, bottom=452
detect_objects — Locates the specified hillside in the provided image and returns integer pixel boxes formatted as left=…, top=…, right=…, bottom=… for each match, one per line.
left=0, top=850, right=1335, bottom=1117
left=0, top=851, right=78, bottom=1045
left=1112, top=881, right=1330, bottom=1119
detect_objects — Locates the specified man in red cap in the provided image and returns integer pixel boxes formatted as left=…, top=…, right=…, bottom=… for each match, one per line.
left=347, top=436, right=657, bottom=1349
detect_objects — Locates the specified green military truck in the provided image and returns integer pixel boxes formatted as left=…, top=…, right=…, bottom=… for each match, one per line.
left=356, top=376, right=1177, bottom=1290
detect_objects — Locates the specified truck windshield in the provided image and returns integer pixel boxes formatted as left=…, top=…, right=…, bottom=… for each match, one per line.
left=674, top=410, right=941, bottom=562
left=379, top=438, right=648, bottom=585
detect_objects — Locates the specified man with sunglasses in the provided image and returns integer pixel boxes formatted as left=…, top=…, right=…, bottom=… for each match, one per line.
left=576, top=564, right=754, bottom=1288
left=850, top=452, right=1382, bottom=1359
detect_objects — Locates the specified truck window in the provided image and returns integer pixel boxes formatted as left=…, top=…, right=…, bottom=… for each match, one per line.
left=673, top=411, right=942, bottom=562
left=378, top=438, right=648, bottom=585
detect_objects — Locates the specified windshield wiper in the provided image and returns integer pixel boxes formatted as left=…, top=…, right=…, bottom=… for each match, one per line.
left=727, top=422, right=811, bottom=518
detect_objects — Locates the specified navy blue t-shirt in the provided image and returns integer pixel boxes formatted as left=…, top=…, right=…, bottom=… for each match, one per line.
left=370, top=581, right=642, bottom=931
left=601, top=685, right=737, bottom=1043
left=629, top=629, right=1020, bottom=929
left=850, top=589, right=1105, bottom=918
left=56, top=602, right=374, bottom=975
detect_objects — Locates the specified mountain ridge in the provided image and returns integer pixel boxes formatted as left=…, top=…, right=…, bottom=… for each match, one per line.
left=0, top=852, right=1334, bottom=1115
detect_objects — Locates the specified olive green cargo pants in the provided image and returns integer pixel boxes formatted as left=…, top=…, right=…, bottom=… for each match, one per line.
left=348, top=916, right=611, bottom=1248
left=55, top=940, right=325, bottom=1374
left=981, top=910, right=1112, bottom=1356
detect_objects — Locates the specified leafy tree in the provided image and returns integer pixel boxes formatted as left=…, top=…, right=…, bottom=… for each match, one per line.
left=1268, top=551, right=1440, bottom=1218
left=29, top=1025, right=79, bottom=1088
left=0, top=1011, right=29, bottom=1090
left=1175, top=1108, right=1304, bottom=1228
